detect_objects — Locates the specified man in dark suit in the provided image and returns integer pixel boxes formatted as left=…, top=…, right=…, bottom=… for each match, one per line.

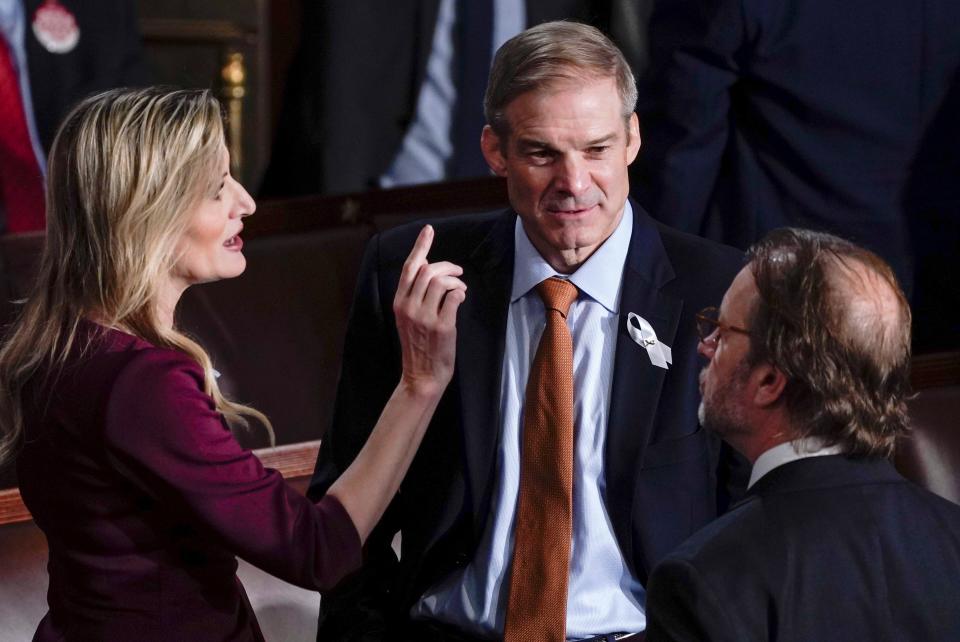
left=631, top=0, right=960, bottom=351
left=645, top=228, right=960, bottom=641
left=310, top=21, right=745, bottom=641
left=261, top=0, right=654, bottom=197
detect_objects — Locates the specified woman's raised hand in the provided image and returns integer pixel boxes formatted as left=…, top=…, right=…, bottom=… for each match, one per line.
left=393, top=225, right=467, bottom=397
left=329, top=225, right=467, bottom=541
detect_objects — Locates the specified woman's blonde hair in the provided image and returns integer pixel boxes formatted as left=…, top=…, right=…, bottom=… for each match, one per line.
left=0, top=87, right=272, bottom=465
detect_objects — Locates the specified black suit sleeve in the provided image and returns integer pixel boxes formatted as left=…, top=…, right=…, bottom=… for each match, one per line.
left=308, top=234, right=404, bottom=641
left=645, top=557, right=741, bottom=642
left=632, top=0, right=745, bottom=235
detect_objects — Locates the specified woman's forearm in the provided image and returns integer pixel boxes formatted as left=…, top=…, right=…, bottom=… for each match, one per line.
left=326, top=378, right=443, bottom=542
left=328, top=225, right=464, bottom=544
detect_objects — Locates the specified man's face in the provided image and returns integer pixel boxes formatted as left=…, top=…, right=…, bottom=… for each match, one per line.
left=698, top=267, right=758, bottom=444
left=481, top=76, right=641, bottom=273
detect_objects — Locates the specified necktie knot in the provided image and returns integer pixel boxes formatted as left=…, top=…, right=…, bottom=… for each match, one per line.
left=537, top=277, right=578, bottom=318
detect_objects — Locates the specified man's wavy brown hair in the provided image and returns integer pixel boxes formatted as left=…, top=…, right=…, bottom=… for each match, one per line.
left=746, top=228, right=912, bottom=458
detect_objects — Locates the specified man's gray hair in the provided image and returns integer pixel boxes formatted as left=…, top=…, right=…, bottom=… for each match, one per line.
left=484, top=21, right=638, bottom=135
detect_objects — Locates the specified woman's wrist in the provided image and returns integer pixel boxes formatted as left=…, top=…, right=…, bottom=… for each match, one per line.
left=398, top=372, right=448, bottom=402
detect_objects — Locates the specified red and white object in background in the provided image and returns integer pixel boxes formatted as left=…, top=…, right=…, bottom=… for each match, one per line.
left=31, top=0, right=79, bottom=54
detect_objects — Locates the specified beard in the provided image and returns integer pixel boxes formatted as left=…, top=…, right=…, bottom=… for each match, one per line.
left=699, top=361, right=752, bottom=442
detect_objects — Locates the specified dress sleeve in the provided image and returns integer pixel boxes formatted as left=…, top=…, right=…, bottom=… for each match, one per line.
left=102, top=348, right=362, bottom=591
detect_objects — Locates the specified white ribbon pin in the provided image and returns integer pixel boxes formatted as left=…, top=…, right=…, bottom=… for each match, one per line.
left=627, top=313, right=672, bottom=369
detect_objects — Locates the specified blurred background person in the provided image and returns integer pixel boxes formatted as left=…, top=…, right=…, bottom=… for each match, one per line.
left=632, top=0, right=960, bottom=353
left=0, top=0, right=146, bottom=234
left=0, top=86, right=466, bottom=641
left=260, top=0, right=654, bottom=197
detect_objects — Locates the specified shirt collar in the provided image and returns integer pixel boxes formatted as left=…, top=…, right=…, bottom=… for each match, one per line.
left=510, top=199, right=633, bottom=313
left=748, top=437, right=846, bottom=488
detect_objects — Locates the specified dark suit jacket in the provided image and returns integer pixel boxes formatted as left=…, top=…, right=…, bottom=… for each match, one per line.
left=308, top=202, right=745, bottom=639
left=645, top=455, right=960, bottom=642
left=260, top=0, right=652, bottom=197
left=17, top=322, right=361, bottom=642
left=23, top=0, right=147, bottom=154
left=633, top=0, right=960, bottom=309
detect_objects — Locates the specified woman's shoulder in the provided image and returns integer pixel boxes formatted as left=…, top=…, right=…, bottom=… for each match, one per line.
left=84, top=326, right=222, bottom=451
left=78, top=319, right=191, bottom=358
left=23, top=322, right=213, bottom=450
left=74, top=320, right=205, bottom=393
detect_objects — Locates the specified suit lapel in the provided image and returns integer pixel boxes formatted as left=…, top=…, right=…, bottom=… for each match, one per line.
left=605, top=203, right=682, bottom=562
left=455, top=212, right=515, bottom=535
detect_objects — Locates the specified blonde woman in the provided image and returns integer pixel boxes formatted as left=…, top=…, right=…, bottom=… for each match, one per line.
left=0, top=87, right=466, bottom=641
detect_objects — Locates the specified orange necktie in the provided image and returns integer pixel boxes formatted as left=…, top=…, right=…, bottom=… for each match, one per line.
left=504, top=277, right=578, bottom=642
left=0, top=33, right=45, bottom=233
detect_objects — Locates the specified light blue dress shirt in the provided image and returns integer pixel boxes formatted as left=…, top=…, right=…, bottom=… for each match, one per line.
left=380, top=0, right=525, bottom=187
left=413, top=201, right=647, bottom=639
left=0, top=0, right=48, bottom=176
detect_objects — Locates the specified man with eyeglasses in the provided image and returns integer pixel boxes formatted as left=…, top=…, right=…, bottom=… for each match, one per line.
left=645, top=228, right=960, bottom=641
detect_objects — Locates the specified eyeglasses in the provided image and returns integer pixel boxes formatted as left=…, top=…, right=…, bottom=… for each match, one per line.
left=695, top=306, right=751, bottom=344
